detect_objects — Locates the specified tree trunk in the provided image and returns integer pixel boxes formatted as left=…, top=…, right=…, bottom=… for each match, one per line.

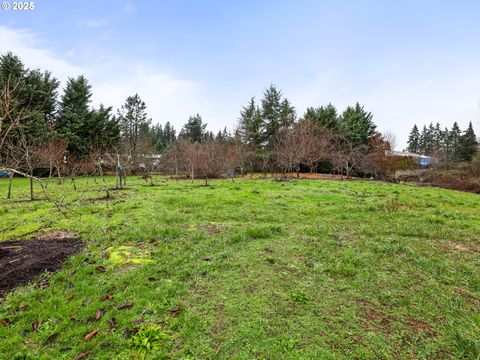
left=205, top=177, right=208, bottom=186
left=71, top=178, right=77, bottom=191
left=7, top=173, right=13, bottom=199
left=29, top=173, right=34, bottom=201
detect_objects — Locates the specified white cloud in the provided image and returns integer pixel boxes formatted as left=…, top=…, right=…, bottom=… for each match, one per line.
left=0, top=25, right=213, bottom=133
left=0, top=26, right=85, bottom=83
left=1, top=25, right=479, bottom=146
left=89, top=64, right=209, bottom=131
left=287, top=63, right=480, bottom=149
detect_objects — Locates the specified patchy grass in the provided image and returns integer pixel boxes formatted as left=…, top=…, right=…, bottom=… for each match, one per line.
left=0, top=176, right=479, bottom=359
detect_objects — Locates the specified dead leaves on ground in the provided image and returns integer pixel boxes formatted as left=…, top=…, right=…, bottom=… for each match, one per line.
left=108, top=317, right=117, bottom=329
left=46, top=332, right=59, bottom=344
left=84, top=328, right=99, bottom=341
left=117, top=302, right=134, bottom=310
left=99, top=294, right=112, bottom=301
left=32, top=320, right=42, bottom=330
left=87, top=309, right=103, bottom=323
left=170, top=307, right=182, bottom=318
left=73, top=351, right=90, bottom=360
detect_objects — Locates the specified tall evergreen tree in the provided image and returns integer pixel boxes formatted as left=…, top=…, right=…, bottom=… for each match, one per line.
left=163, top=121, right=176, bottom=143
left=57, top=76, right=118, bottom=154
left=0, top=53, right=59, bottom=141
left=215, top=126, right=231, bottom=144
left=117, top=94, right=151, bottom=154
left=279, top=98, right=296, bottom=128
left=261, top=85, right=286, bottom=148
left=238, top=97, right=264, bottom=150
left=56, top=75, right=93, bottom=154
left=152, top=124, right=165, bottom=152
left=441, top=127, right=453, bottom=161
left=338, top=103, right=376, bottom=148
left=88, top=104, right=120, bottom=150
left=433, top=122, right=443, bottom=154
left=407, top=124, right=420, bottom=153
left=302, top=103, right=338, bottom=129
left=458, top=122, right=478, bottom=161
left=180, top=114, right=206, bottom=143
left=449, top=122, right=462, bottom=161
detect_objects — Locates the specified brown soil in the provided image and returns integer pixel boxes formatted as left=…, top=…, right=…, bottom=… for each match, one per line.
left=0, top=231, right=82, bottom=294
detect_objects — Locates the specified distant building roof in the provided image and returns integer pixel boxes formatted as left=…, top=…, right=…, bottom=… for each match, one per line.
left=385, top=150, right=437, bottom=160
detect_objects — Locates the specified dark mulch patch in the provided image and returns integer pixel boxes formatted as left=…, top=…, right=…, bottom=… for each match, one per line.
left=0, top=233, right=82, bottom=294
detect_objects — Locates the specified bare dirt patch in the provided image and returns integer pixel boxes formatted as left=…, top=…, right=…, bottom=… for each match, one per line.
left=0, top=231, right=82, bottom=294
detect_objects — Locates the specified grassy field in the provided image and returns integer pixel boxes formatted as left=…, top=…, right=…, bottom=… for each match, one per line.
left=0, top=176, right=479, bottom=359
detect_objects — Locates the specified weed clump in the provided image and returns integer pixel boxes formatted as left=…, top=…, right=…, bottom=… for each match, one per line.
left=129, top=326, right=172, bottom=354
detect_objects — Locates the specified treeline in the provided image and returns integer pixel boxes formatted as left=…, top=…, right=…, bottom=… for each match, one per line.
left=407, top=122, right=478, bottom=162
left=1, top=51, right=396, bottom=183
left=6, top=50, right=478, bottom=191
left=155, top=85, right=396, bottom=180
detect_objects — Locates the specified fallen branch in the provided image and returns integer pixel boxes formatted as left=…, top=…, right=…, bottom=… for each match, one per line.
left=0, top=168, right=77, bottom=217
left=0, top=246, right=22, bottom=251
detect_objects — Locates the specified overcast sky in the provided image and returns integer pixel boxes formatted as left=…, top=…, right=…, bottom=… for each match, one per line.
left=1, top=0, right=480, bottom=148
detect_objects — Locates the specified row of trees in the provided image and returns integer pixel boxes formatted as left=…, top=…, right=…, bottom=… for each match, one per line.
left=407, top=122, right=478, bottom=162
left=237, top=87, right=377, bottom=152
left=3, top=51, right=478, bottom=199
left=0, top=51, right=397, bottom=191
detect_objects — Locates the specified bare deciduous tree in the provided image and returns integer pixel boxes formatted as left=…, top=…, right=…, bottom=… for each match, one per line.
left=3, top=138, right=22, bottom=199
left=331, top=139, right=365, bottom=179
left=196, top=141, right=225, bottom=185
left=17, top=126, right=43, bottom=200
left=37, top=138, right=68, bottom=185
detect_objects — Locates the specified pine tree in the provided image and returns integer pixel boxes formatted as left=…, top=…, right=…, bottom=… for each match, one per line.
left=215, top=126, right=231, bottom=144
left=238, top=97, right=264, bottom=150
left=338, top=103, right=376, bottom=148
left=433, top=122, right=443, bottom=154
left=117, top=93, right=151, bottom=155
left=56, top=75, right=93, bottom=154
left=261, top=84, right=284, bottom=149
left=407, top=124, right=420, bottom=153
left=302, top=103, right=338, bottom=129
left=279, top=98, right=296, bottom=128
left=458, top=122, right=478, bottom=161
left=180, top=114, right=206, bottom=143
left=442, top=127, right=453, bottom=162
left=89, top=104, right=120, bottom=150
left=1, top=53, right=59, bottom=142
left=424, top=123, right=435, bottom=155
left=449, top=122, right=462, bottom=161
left=152, top=124, right=165, bottom=152
left=163, top=121, right=176, bottom=143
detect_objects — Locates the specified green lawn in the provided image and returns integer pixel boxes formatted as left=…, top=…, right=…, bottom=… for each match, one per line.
left=0, top=176, right=479, bottom=359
